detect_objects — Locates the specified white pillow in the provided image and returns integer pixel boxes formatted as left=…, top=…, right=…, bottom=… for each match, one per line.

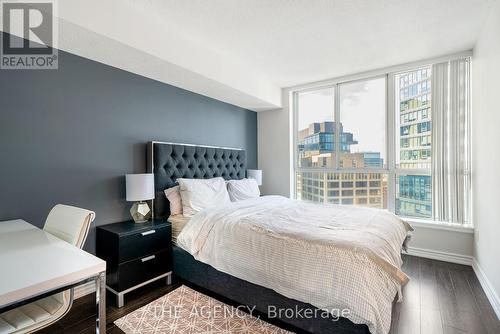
left=164, top=185, right=183, bottom=216
left=177, top=177, right=231, bottom=217
left=227, top=178, right=260, bottom=202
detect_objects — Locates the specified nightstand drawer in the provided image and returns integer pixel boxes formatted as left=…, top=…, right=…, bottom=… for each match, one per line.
left=117, top=249, right=171, bottom=291
left=118, top=225, right=170, bottom=263
left=97, top=218, right=172, bottom=307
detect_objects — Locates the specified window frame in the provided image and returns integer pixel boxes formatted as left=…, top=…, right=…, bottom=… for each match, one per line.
left=292, top=68, right=435, bottom=220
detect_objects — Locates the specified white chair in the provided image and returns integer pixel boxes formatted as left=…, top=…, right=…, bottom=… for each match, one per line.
left=0, top=205, right=95, bottom=334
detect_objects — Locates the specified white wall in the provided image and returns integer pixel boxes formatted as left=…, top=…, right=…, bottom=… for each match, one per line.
left=258, top=91, right=292, bottom=197
left=407, top=224, right=473, bottom=264
left=472, top=0, right=500, bottom=316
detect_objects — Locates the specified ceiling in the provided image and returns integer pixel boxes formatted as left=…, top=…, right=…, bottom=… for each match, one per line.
left=5, top=0, right=496, bottom=111
left=135, top=0, right=494, bottom=87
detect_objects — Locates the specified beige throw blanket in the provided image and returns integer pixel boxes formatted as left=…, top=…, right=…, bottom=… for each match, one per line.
left=178, top=196, right=413, bottom=334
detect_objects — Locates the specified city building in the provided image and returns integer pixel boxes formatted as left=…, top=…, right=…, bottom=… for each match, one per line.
left=297, top=121, right=386, bottom=208
left=396, top=68, right=432, bottom=218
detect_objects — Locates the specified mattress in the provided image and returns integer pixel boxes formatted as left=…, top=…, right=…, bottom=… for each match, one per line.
left=172, top=245, right=370, bottom=334
left=167, top=215, right=190, bottom=245
left=177, top=195, right=412, bottom=334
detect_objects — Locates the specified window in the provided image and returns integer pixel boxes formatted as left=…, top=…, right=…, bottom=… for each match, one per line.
left=293, top=59, right=471, bottom=225
left=396, top=174, right=432, bottom=218
left=395, top=68, right=432, bottom=218
left=339, top=78, right=386, bottom=168
left=295, top=77, right=388, bottom=209
left=296, top=88, right=335, bottom=169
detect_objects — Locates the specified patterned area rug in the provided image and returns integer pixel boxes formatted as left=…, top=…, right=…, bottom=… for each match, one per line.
left=114, top=285, right=293, bottom=333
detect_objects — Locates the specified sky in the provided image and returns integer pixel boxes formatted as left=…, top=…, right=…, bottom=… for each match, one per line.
left=298, top=77, right=386, bottom=160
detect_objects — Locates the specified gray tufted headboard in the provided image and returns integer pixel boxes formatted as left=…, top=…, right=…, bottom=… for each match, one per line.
left=147, top=141, right=246, bottom=218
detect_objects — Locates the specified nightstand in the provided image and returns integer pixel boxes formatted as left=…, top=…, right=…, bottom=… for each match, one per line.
left=96, top=218, right=172, bottom=307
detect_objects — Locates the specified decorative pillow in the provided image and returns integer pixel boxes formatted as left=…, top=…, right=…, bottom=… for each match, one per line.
left=227, top=178, right=260, bottom=202
left=164, top=185, right=183, bottom=216
left=177, top=177, right=231, bottom=217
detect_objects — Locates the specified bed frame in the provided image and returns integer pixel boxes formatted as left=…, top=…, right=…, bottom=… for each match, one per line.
left=148, top=141, right=369, bottom=334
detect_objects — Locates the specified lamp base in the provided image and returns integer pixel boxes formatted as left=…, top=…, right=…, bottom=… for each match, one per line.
left=130, top=202, right=151, bottom=223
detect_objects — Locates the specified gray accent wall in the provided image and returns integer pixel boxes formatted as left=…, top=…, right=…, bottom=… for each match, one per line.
left=0, top=45, right=257, bottom=253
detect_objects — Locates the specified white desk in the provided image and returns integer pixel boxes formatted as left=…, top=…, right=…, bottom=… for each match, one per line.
left=0, top=220, right=106, bottom=333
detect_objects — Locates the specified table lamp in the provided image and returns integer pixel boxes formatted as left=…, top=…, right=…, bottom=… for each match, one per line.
left=126, top=174, right=155, bottom=223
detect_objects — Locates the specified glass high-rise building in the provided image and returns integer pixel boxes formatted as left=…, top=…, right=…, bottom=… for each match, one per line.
left=296, top=121, right=386, bottom=208
left=396, top=68, right=432, bottom=218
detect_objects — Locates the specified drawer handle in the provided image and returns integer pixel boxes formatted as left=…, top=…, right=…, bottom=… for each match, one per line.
left=141, top=230, right=156, bottom=236
left=141, top=255, right=156, bottom=262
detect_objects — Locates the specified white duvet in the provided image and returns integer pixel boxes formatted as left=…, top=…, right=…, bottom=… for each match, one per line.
left=177, top=195, right=412, bottom=334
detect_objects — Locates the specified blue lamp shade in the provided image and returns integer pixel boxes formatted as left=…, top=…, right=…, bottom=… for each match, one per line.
left=126, top=174, right=155, bottom=202
left=247, top=169, right=262, bottom=186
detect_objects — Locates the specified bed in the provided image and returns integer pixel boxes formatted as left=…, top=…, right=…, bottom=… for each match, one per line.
left=147, top=141, right=411, bottom=334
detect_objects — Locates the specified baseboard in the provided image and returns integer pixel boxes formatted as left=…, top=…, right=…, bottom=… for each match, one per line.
left=74, top=282, right=96, bottom=299
left=472, top=259, right=500, bottom=320
left=404, top=246, right=473, bottom=265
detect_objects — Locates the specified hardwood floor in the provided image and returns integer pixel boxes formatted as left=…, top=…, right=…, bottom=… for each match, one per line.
left=38, top=255, right=499, bottom=334
left=390, top=256, right=499, bottom=334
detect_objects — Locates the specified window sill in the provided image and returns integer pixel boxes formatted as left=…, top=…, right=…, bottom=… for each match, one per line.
left=403, top=218, right=474, bottom=234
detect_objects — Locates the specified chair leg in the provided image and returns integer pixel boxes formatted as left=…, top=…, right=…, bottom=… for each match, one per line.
left=96, top=272, right=106, bottom=334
